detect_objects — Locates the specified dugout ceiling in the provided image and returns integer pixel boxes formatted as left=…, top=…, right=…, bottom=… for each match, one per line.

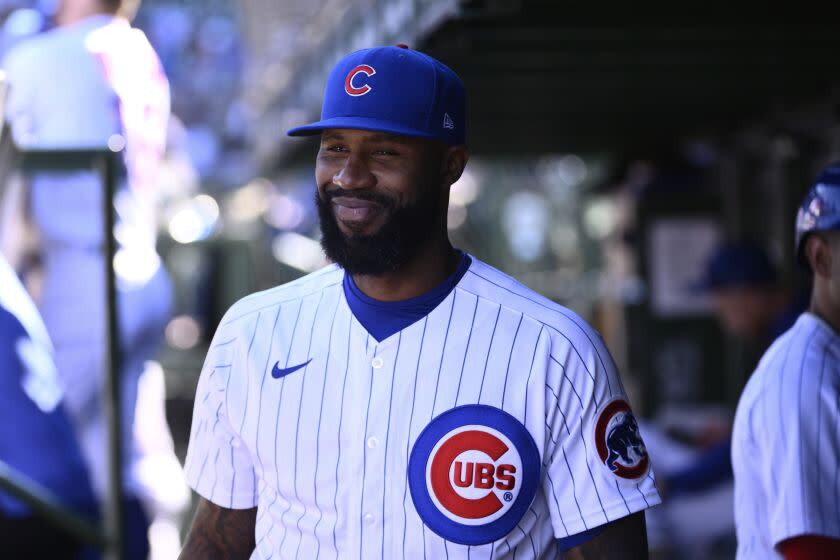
left=245, top=0, right=840, bottom=168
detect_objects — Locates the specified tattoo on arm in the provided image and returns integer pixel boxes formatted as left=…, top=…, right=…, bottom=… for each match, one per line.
left=563, top=511, right=649, bottom=560
left=178, top=498, right=257, bottom=560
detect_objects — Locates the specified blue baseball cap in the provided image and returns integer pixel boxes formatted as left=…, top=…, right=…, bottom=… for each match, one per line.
left=795, top=162, right=840, bottom=266
left=287, top=45, right=466, bottom=145
left=692, top=241, right=779, bottom=292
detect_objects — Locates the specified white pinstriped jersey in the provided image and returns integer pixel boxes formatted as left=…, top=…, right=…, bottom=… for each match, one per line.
left=184, top=256, right=661, bottom=559
left=732, top=313, right=840, bottom=559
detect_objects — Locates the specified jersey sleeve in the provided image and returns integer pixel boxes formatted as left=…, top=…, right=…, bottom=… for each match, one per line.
left=747, top=352, right=840, bottom=546
left=183, top=318, right=258, bottom=509
left=542, top=321, right=660, bottom=538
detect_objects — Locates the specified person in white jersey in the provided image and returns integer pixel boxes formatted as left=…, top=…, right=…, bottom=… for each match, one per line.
left=731, top=163, right=840, bottom=559
left=1, top=1, right=171, bottom=557
left=180, top=44, right=661, bottom=559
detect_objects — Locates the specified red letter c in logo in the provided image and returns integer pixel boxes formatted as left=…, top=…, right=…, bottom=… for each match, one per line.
left=430, top=430, right=508, bottom=519
left=344, top=64, right=376, bottom=97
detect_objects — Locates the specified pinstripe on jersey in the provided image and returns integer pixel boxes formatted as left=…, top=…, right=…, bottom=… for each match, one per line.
left=732, top=312, right=840, bottom=559
left=184, top=256, right=661, bottom=559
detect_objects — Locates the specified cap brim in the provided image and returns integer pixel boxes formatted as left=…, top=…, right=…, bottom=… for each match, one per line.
left=287, top=116, right=438, bottom=140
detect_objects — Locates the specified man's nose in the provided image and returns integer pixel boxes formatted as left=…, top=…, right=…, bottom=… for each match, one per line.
left=333, top=154, right=375, bottom=191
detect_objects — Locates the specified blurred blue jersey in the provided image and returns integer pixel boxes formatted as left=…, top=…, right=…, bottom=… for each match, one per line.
left=0, top=261, right=96, bottom=518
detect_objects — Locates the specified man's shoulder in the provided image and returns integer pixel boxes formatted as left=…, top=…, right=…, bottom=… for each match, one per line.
left=738, top=313, right=821, bottom=412
left=459, top=256, right=605, bottom=350
left=2, top=27, right=84, bottom=73
left=216, top=264, right=344, bottom=333
left=4, top=17, right=128, bottom=66
left=3, top=34, right=51, bottom=70
left=734, top=313, right=840, bottom=462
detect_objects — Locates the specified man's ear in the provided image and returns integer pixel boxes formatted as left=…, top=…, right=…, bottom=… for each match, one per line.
left=441, top=145, right=469, bottom=187
left=806, top=235, right=832, bottom=277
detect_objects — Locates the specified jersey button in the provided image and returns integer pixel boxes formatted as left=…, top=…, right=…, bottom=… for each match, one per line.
left=231, top=438, right=241, bottom=448
left=363, top=513, right=376, bottom=525
left=371, top=357, right=384, bottom=369
left=366, top=436, right=379, bottom=449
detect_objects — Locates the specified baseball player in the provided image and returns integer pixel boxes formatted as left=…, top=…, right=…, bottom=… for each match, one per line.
left=1, top=1, right=171, bottom=557
left=180, top=45, right=660, bottom=559
left=731, top=163, right=840, bottom=559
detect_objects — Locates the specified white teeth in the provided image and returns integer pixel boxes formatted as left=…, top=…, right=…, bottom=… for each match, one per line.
left=335, top=204, right=374, bottom=222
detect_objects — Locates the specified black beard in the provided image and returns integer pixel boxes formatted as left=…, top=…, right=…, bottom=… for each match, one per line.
left=316, top=185, right=441, bottom=276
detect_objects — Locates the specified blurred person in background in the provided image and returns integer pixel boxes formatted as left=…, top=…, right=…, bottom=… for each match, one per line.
left=731, top=165, right=840, bottom=559
left=664, top=240, right=807, bottom=489
left=0, top=0, right=175, bottom=557
left=667, top=240, right=806, bottom=491
left=0, top=252, right=99, bottom=560
left=699, top=241, right=807, bottom=354
left=642, top=240, right=808, bottom=559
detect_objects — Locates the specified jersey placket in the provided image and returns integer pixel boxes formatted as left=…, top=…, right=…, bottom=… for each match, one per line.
left=357, top=334, right=400, bottom=558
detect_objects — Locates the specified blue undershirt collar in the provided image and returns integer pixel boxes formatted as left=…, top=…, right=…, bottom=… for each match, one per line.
left=343, top=251, right=472, bottom=342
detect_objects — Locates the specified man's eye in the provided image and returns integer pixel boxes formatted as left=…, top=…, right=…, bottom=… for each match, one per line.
left=323, top=144, right=346, bottom=153
left=374, top=149, right=398, bottom=156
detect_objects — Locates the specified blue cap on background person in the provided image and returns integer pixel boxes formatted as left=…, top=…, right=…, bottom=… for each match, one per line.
left=693, top=241, right=778, bottom=292
left=795, top=161, right=840, bottom=266
left=287, top=44, right=466, bottom=145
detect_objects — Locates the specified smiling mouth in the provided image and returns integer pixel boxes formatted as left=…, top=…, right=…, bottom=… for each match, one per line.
left=331, top=196, right=385, bottom=225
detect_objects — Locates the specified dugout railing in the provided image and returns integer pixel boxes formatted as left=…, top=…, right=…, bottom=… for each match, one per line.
left=0, top=147, right=126, bottom=560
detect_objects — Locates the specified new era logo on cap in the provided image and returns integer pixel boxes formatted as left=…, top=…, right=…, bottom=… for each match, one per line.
left=287, top=45, right=466, bottom=145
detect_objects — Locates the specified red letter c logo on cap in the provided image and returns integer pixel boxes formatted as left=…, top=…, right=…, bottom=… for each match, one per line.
left=345, top=64, right=376, bottom=97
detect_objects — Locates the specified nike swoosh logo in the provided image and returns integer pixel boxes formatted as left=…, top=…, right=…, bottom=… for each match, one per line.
left=271, top=359, right=312, bottom=379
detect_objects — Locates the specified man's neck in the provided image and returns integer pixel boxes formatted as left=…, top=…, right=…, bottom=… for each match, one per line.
left=351, top=238, right=460, bottom=302
left=810, top=283, right=840, bottom=336
left=56, top=7, right=111, bottom=27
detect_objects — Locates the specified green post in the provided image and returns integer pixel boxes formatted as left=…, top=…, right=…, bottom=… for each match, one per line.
left=100, top=148, right=124, bottom=560
left=16, top=148, right=125, bottom=559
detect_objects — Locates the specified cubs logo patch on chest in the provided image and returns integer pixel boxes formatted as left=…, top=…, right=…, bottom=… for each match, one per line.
left=408, top=405, right=540, bottom=545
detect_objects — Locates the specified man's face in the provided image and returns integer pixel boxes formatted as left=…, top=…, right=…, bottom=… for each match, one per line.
left=711, top=287, right=775, bottom=341
left=314, top=128, right=447, bottom=275
left=826, top=232, right=840, bottom=304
